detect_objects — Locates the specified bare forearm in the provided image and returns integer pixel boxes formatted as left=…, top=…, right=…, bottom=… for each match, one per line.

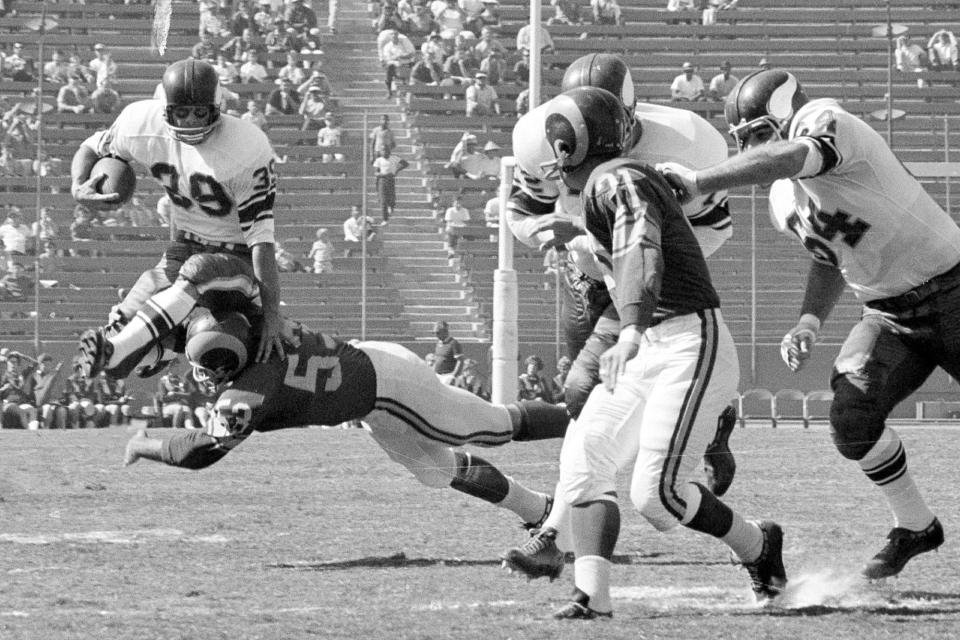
left=70, top=145, right=100, bottom=188
left=696, top=142, right=808, bottom=194
left=251, top=243, right=282, bottom=317
left=799, top=259, right=846, bottom=323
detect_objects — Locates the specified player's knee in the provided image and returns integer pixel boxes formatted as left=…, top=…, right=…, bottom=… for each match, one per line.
left=178, top=253, right=254, bottom=287
left=562, top=370, right=593, bottom=419
left=829, top=396, right=885, bottom=460
left=631, top=479, right=680, bottom=532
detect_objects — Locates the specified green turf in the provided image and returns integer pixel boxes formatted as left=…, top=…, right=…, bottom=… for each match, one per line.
left=1, top=424, right=958, bottom=639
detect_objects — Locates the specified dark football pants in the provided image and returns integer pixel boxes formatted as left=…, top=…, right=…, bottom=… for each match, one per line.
left=830, top=262, right=960, bottom=460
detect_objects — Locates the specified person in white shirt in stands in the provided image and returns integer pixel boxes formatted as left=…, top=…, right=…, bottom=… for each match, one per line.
left=671, top=61, right=706, bottom=101
left=708, top=60, right=739, bottom=102
left=516, top=22, right=555, bottom=55
left=895, top=35, right=929, bottom=88
left=342, top=205, right=379, bottom=257
left=443, top=195, right=471, bottom=258
left=317, top=113, right=344, bottom=162
left=465, top=71, right=500, bottom=116
left=926, top=29, right=958, bottom=72
left=372, top=147, right=409, bottom=221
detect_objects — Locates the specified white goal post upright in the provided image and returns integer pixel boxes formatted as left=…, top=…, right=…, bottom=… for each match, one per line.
left=491, top=156, right=519, bottom=404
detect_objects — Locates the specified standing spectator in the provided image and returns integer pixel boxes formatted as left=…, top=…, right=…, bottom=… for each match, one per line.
left=239, top=49, right=270, bottom=84
left=343, top=205, right=379, bottom=257
left=432, top=320, right=463, bottom=382
left=927, top=29, right=958, bottom=72
left=88, top=44, right=119, bottom=86
left=670, top=61, right=706, bottom=101
left=90, top=77, right=122, bottom=114
left=369, top=114, right=396, bottom=158
left=0, top=208, right=31, bottom=266
left=896, top=35, right=929, bottom=88
left=517, top=354, right=558, bottom=402
left=548, top=0, right=582, bottom=26
left=241, top=99, right=269, bottom=130
left=317, top=112, right=345, bottom=161
left=380, top=29, right=416, bottom=97
left=452, top=357, right=490, bottom=400
left=465, top=71, right=500, bottom=116
left=308, top=227, right=335, bottom=273
left=666, top=0, right=696, bottom=24
left=265, top=77, right=302, bottom=115
left=516, top=22, right=555, bottom=55
left=56, top=75, right=92, bottom=114
left=43, top=49, right=71, bottom=85
left=213, top=52, right=240, bottom=84
left=591, top=0, right=621, bottom=25
left=708, top=60, right=739, bottom=101
left=373, top=147, right=410, bottom=222
left=443, top=194, right=471, bottom=257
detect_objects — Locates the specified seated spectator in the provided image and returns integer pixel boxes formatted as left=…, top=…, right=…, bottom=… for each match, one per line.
left=421, top=31, right=447, bottom=69
left=446, top=132, right=484, bottom=177
left=63, top=358, right=104, bottom=429
left=591, top=0, right=621, bottom=25
left=229, top=0, right=254, bottom=39
left=285, top=0, right=319, bottom=32
left=265, top=22, right=303, bottom=54
left=516, top=22, right=555, bottom=55
left=56, top=75, right=92, bottom=114
left=410, top=51, right=443, bottom=85
left=154, top=361, right=195, bottom=429
left=548, top=0, right=582, bottom=25
left=701, top=0, right=739, bottom=26
left=379, top=29, right=416, bottom=97
left=265, top=77, right=302, bottom=115
left=277, top=51, right=308, bottom=87
left=156, top=195, right=172, bottom=227
left=223, top=27, right=268, bottom=66
left=308, top=228, right=336, bottom=273
left=517, top=354, right=558, bottom=402
left=478, top=0, right=501, bottom=28
left=27, top=354, right=69, bottom=429
left=0, top=352, right=37, bottom=429
left=0, top=208, right=32, bottom=266
left=373, top=147, right=409, bottom=221
left=67, top=53, right=95, bottom=86
left=376, top=1, right=407, bottom=33
left=192, top=31, right=221, bottom=63
left=670, top=61, right=706, bottom=101
left=3, top=43, right=33, bottom=81
left=32, top=207, right=59, bottom=246
left=297, top=66, right=335, bottom=97
left=199, top=0, right=233, bottom=38
left=299, top=84, right=331, bottom=131
left=275, top=240, right=307, bottom=272
left=122, top=197, right=158, bottom=228
left=896, top=35, right=929, bottom=88
left=317, top=113, right=345, bottom=161
left=475, top=140, right=502, bottom=179
left=239, top=49, right=270, bottom=84
left=213, top=52, right=240, bottom=84
left=473, top=26, right=508, bottom=60
left=465, top=71, right=500, bottom=116
left=433, top=0, right=467, bottom=40
left=43, top=49, right=71, bottom=85
left=513, top=49, right=531, bottom=88
left=927, top=29, right=959, bottom=72
left=93, top=371, right=132, bottom=426
left=478, top=50, right=505, bottom=86
left=452, top=357, right=490, bottom=400
left=90, top=77, right=122, bottom=114
left=69, top=206, right=96, bottom=251
left=708, top=60, right=739, bottom=102
left=0, top=261, right=29, bottom=300
left=483, top=195, right=500, bottom=227
left=241, top=99, right=269, bottom=130
left=343, top=205, right=379, bottom=257
left=552, top=355, right=571, bottom=404
left=406, top=1, right=438, bottom=40
left=89, top=44, right=119, bottom=86
left=443, top=194, right=471, bottom=257
left=253, top=0, right=279, bottom=34
left=515, top=87, right=530, bottom=115
left=442, top=46, right=479, bottom=84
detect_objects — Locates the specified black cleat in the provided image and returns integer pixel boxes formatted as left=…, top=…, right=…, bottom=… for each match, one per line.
left=862, top=518, right=944, bottom=580
left=704, top=404, right=738, bottom=496
left=500, top=526, right=564, bottom=582
left=77, top=328, right=113, bottom=379
left=740, top=520, right=787, bottom=604
left=552, top=588, right=612, bottom=620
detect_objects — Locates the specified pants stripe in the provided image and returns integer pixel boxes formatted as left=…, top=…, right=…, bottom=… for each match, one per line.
left=373, top=397, right=512, bottom=447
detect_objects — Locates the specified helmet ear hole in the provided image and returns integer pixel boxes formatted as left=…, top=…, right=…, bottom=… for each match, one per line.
left=185, top=311, right=252, bottom=385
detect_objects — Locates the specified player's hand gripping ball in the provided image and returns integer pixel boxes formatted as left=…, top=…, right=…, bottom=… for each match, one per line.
left=90, top=157, right=137, bottom=205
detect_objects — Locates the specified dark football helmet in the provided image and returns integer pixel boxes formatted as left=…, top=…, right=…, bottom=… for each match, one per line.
left=185, top=310, right=252, bottom=387
left=544, top=86, right=632, bottom=190
left=560, top=53, right=637, bottom=114
left=724, top=70, right=808, bottom=151
left=161, top=58, right=222, bottom=144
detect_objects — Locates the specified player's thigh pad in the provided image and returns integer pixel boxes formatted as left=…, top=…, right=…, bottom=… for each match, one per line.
left=179, top=253, right=257, bottom=295
left=359, top=341, right=514, bottom=447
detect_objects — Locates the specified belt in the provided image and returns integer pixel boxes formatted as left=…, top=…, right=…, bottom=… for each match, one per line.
left=868, top=260, right=960, bottom=313
left=177, top=230, right=247, bottom=253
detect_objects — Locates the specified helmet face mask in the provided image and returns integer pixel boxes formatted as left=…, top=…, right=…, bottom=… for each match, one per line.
left=162, top=59, right=223, bottom=144
left=724, top=70, right=806, bottom=153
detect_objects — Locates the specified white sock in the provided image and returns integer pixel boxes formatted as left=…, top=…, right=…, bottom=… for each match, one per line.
left=108, top=286, right=196, bottom=367
left=573, top=555, right=612, bottom=613
left=859, top=427, right=936, bottom=530
left=541, top=481, right=574, bottom=551
left=498, top=478, right=551, bottom=526
left=722, top=516, right=764, bottom=564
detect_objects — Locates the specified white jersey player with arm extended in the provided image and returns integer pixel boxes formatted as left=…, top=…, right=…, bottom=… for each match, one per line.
left=71, top=58, right=286, bottom=381
left=659, top=69, right=960, bottom=580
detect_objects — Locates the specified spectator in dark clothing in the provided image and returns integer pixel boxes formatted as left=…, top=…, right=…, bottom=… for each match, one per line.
left=432, top=320, right=463, bottom=383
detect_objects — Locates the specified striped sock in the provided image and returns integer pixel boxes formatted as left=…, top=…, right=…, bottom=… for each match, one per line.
left=858, top=427, right=935, bottom=531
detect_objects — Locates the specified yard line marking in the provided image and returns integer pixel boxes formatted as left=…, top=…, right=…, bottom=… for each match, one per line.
left=0, top=529, right=231, bottom=545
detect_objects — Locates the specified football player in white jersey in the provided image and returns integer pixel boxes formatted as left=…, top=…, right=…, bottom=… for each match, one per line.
left=530, top=87, right=785, bottom=619
left=70, top=58, right=286, bottom=380
left=501, top=54, right=738, bottom=582
left=660, top=69, right=960, bottom=580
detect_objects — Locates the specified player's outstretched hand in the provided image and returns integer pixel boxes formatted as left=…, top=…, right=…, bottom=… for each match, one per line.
left=655, top=162, right=700, bottom=204
left=256, top=311, right=287, bottom=363
left=598, top=341, right=639, bottom=393
left=532, top=213, right=585, bottom=251
left=72, top=174, right=122, bottom=210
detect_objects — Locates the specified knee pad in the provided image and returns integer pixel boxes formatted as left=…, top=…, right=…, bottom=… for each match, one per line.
left=179, top=253, right=257, bottom=294
left=829, top=376, right=886, bottom=460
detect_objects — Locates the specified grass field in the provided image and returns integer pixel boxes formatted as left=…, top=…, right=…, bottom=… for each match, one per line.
left=1, top=423, right=959, bottom=640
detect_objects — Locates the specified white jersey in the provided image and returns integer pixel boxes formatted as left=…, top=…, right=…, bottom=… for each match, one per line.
left=509, top=100, right=732, bottom=279
left=82, top=100, right=278, bottom=246
left=768, top=98, right=960, bottom=301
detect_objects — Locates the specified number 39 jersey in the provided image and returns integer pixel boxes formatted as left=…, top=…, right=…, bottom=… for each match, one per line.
left=82, top=99, right=278, bottom=247
left=769, top=98, right=960, bottom=301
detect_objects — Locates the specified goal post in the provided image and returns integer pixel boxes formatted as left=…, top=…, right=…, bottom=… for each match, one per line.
left=491, top=156, right=519, bottom=404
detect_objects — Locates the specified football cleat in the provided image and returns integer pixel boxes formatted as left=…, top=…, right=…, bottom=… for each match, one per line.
left=552, top=589, right=612, bottom=620
left=703, top=404, right=738, bottom=496
left=500, top=526, right=564, bottom=582
left=77, top=327, right=113, bottom=379
left=862, top=518, right=944, bottom=580
left=740, top=520, right=787, bottom=603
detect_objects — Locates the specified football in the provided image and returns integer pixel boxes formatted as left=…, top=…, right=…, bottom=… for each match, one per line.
left=90, top=156, right=137, bottom=205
